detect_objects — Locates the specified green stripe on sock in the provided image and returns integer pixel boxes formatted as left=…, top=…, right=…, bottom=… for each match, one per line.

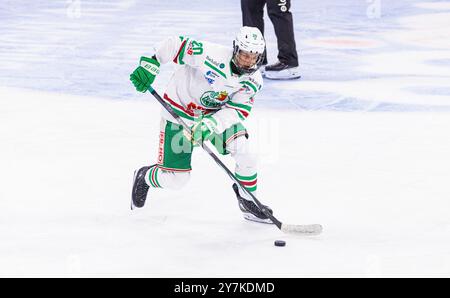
left=153, top=167, right=162, bottom=188
left=147, top=167, right=157, bottom=188
left=235, top=173, right=257, bottom=181
left=245, top=185, right=257, bottom=192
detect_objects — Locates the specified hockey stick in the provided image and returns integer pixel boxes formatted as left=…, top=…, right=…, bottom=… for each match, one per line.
left=147, top=86, right=322, bottom=236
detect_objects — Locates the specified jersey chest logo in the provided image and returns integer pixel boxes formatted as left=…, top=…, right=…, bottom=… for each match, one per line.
left=200, top=91, right=229, bottom=108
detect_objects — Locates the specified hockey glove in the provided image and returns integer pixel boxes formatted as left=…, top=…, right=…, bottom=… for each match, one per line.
left=130, top=56, right=160, bottom=92
left=189, top=116, right=218, bottom=145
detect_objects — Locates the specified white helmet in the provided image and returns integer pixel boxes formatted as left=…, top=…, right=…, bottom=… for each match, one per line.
left=232, top=26, right=266, bottom=75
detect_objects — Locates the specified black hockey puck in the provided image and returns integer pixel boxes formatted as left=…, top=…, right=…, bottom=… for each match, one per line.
left=274, top=240, right=286, bottom=247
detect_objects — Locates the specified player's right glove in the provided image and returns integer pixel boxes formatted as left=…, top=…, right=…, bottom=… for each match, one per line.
left=130, top=56, right=160, bottom=92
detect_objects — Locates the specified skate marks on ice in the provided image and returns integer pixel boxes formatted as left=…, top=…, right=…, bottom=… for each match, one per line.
left=2, top=87, right=450, bottom=275
left=129, top=212, right=169, bottom=226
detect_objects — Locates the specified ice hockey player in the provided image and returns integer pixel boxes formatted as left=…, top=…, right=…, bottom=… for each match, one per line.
left=129, top=27, right=273, bottom=224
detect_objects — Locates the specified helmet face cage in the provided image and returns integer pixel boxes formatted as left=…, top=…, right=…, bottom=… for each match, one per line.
left=232, top=41, right=264, bottom=75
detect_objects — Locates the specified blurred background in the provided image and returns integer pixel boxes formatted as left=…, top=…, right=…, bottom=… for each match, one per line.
left=1, top=0, right=449, bottom=110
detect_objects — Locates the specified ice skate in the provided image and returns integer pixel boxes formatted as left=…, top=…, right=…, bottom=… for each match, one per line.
left=131, top=165, right=152, bottom=210
left=233, top=183, right=273, bottom=224
left=263, top=61, right=301, bottom=80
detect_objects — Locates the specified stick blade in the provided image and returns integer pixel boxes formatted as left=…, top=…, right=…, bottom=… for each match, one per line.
left=281, top=224, right=323, bottom=236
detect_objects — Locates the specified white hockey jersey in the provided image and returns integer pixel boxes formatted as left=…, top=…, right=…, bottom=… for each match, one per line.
left=154, top=35, right=263, bottom=134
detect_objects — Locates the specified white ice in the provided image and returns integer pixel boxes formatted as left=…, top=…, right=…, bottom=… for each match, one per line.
left=1, top=0, right=450, bottom=277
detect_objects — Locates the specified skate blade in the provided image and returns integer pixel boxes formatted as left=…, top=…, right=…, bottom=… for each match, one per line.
left=243, top=213, right=274, bottom=225
left=263, top=68, right=301, bottom=80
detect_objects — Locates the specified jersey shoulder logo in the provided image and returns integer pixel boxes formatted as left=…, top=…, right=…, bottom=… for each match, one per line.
left=186, top=40, right=203, bottom=55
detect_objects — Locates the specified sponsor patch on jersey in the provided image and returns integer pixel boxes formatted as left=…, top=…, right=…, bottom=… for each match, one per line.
left=242, top=85, right=251, bottom=93
left=204, top=70, right=219, bottom=85
left=248, top=77, right=262, bottom=90
left=206, top=70, right=219, bottom=78
left=206, top=56, right=223, bottom=68
left=158, top=131, right=165, bottom=164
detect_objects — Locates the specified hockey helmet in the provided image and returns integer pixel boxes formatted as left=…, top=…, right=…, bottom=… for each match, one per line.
left=232, top=26, right=265, bottom=75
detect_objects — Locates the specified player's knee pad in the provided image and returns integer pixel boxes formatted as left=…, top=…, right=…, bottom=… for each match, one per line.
left=226, top=133, right=249, bottom=153
left=226, top=135, right=257, bottom=170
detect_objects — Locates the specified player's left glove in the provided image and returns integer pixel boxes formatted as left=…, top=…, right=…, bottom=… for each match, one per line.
left=188, top=115, right=218, bottom=145
left=130, top=56, right=160, bottom=92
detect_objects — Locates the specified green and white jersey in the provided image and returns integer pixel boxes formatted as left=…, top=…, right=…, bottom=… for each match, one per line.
left=154, top=35, right=263, bottom=133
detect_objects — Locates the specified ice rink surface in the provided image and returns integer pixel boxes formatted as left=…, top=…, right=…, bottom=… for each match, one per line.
left=1, top=0, right=450, bottom=277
